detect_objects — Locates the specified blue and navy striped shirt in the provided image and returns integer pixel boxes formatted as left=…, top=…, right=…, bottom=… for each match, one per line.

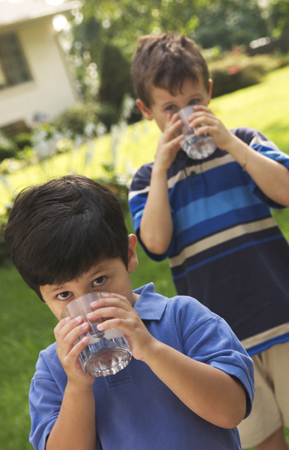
left=129, top=127, right=289, bottom=347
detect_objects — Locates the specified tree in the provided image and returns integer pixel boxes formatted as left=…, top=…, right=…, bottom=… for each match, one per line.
left=265, top=0, right=289, bottom=37
left=67, top=0, right=277, bottom=124
left=192, top=0, right=270, bottom=50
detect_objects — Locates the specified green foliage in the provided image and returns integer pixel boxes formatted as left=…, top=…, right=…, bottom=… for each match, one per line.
left=0, top=132, right=17, bottom=162
left=54, top=102, right=100, bottom=137
left=97, top=102, right=119, bottom=131
left=97, top=163, right=130, bottom=213
left=98, top=44, right=134, bottom=117
left=11, top=132, right=32, bottom=150
left=192, top=0, right=269, bottom=50
left=75, top=0, right=286, bottom=57
left=209, top=53, right=280, bottom=97
left=266, top=0, right=289, bottom=37
left=79, top=0, right=207, bottom=52
left=65, top=0, right=289, bottom=125
left=67, top=0, right=210, bottom=121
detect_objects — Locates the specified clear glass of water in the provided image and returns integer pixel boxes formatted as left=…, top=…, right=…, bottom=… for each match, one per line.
left=178, top=105, right=217, bottom=160
left=61, top=292, right=132, bottom=377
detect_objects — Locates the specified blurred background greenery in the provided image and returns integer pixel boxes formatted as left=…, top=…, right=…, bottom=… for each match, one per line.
left=1, top=0, right=289, bottom=449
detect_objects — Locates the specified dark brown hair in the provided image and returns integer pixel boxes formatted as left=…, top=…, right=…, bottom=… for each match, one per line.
left=4, top=175, right=129, bottom=301
left=131, top=33, right=210, bottom=107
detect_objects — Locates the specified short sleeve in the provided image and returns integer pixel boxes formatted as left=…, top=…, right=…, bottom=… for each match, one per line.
left=29, top=351, right=66, bottom=450
left=235, top=127, right=289, bottom=209
left=129, top=163, right=175, bottom=261
left=175, top=298, right=255, bottom=419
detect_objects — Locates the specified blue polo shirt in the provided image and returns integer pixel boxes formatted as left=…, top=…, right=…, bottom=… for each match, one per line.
left=29, top=283, right=254, bottom=450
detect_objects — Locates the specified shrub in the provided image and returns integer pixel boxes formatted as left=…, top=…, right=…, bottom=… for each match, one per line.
left=12, top=132, right=33, bottom=150
left=209, top=53, right=279, bottom=97
left=0, top=132, right=17, bottom=162
left=97, top=44, right=135, bottom=129
left=54, top=102, right=101, bottom=137
left=97, top=103, right=119, bottom=131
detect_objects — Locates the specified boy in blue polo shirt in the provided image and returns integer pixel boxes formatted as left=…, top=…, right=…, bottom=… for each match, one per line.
left=4, top=175, right=253, bottom=450
left=129, top=33, right=289, bottom=449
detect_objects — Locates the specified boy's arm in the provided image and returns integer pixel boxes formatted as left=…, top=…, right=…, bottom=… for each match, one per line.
left=46, top=318, right=97, bottom=450
left=139, top=114, right=184, bottom=254
left=46, top=383, right=96, bottom=450
left=192, top=105, right=289, bottom=206
left=142, top=340, right=247, bottom=429
left=91, top=294, right=249, bottom=430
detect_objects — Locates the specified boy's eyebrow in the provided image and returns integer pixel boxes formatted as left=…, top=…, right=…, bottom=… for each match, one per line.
left=89, top=266, right=107, bottom=278
left=162, top=93, right=202, bottom=106
left=47, top=265, right=107, bottom=293
left=163, top=100, right=176, bottom=106
left=50, top=285, right=65, bottom=293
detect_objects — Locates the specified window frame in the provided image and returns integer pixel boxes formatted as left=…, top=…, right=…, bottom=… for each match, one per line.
left=0, top=31, right=32, bottom=91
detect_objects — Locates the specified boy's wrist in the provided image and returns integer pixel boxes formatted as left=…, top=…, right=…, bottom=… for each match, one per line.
left=151, top=163, right=168, bottom=177
left=65, top=379, right=95, bottom=396
left=140, top=338, right=165, bottom=366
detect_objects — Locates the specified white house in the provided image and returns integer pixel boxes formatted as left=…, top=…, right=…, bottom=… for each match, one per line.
left=0, top=0, right=80, bottom=134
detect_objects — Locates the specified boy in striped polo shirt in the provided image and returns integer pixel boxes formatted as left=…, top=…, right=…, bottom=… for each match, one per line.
left=129, top=32, right=289, bottom=450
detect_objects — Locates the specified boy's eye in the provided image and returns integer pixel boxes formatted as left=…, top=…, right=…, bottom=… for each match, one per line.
left=92, top=276, right=107, bottom=287
left=189, top=99, right=200, bottom=105
left=57, top=291, right=73, bottom=301
left=165, top=105, right=176, bottom=112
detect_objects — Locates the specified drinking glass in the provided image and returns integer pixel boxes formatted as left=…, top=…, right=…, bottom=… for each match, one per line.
left=61, top=292, right=132, bottom=377
left=178, top=105, right=217, bottom=160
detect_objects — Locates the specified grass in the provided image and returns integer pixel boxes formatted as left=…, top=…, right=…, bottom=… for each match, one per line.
left=0, top=267, right=56, bottom=450
left=210, top=64, right=289, bottom=154
left=1, top=65, right=289, bottom=449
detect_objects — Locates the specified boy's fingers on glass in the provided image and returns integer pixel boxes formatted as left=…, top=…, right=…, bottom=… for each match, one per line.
left=60, top=327, right=89, bottom=353
left=65, top=336, right=90, bottom=360
left=57, top=316, right=72, bottom=328
left=74, top=316, right=83, bottom=323
left=170, top=134, right=184, bottom=145
left=168, top=120, right=182, bottom=136
left=171, top=113, right=180, bottom=121
left=90, top=293, right=128, bottom=309
left=60, top=319, right=89, bottom=342
left=56, top=316, right=77, bottom=335
left=172, top=119, right=182, bottom=128
left=62, top=316, right=72, bottom=323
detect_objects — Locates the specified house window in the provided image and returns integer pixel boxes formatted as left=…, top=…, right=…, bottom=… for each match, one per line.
left=0, top=32, right=32, bottom=90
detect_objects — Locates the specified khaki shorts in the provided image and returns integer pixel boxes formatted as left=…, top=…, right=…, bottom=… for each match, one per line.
left=237, top=341, right=289, bottom=449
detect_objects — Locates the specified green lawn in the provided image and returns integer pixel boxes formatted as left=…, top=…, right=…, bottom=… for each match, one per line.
left=1, top=66, right=289, bottom=449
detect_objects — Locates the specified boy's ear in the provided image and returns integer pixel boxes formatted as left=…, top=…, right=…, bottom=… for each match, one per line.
left=127, top=234, right=138, bottom=274
left=207, top=79, right=213, bottom=104
left=136, top=99, right=154, bottom=121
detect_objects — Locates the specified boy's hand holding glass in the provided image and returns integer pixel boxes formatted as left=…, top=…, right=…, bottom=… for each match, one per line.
left=88, top=292, right=156, bottom=363
left=178, top=105, right=217, bottom=159
left=154, top=114, right=184, bottom=171
left=54, top=315, right=96, bottom=385
left=61, top=292, right=132, bottom=377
